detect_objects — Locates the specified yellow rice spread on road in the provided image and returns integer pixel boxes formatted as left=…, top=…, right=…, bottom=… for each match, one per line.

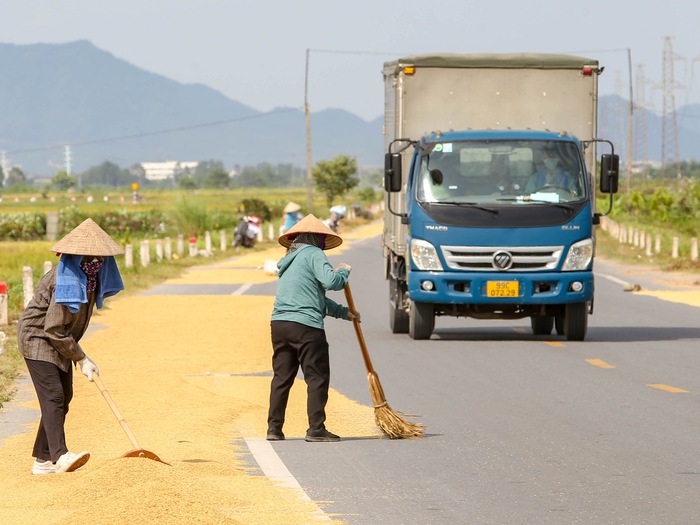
left=0, top=221, right=383, bottom=525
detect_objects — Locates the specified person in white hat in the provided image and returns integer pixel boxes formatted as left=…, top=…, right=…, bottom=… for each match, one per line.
left=267, top=214, right=359, bottom=442
left=18, top=218, right=125, bottom=474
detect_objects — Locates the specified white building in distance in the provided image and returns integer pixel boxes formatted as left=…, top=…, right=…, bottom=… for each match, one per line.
left=141, top=161, right=199, bottom=181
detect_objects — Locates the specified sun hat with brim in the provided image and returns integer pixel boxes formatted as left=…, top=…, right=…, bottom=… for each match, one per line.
left=51, top=218, right=125, bottom=256
left=278, top=214, right=342, bottom=250
left=283, top=201, right=301, bottom=213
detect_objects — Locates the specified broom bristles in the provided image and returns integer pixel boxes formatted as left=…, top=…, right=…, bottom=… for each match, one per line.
left=375, top=405, right=425, bottom=439
left=367, top=372, right=424, bottom=439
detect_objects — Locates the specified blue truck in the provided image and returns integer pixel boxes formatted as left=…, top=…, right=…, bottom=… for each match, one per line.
left=382, top=53, right=619, bottom=340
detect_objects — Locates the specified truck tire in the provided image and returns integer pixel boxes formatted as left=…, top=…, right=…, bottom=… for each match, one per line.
left=554, top=315, right=565, bottom=335
left=388, top=276, right=409, bottom=334
left=564, top=302, right=588, bottom=341
left=530, top=315, right=554, bottom=335
left=389, top=303, right=409, bottom=334
left=409, top=301, right=434, bottom=340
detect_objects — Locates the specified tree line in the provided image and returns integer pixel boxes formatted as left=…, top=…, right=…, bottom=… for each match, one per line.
left=0, top=160, right=309, bottom=191
left=0, top=155, right=383, bottom=213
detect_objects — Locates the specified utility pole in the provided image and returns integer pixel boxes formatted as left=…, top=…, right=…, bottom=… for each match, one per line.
left=626, top=48, right=633, bottom=194
left=634, top=65, right=650, bottom=169
left=0, top=150, right=7, bottom=187
left=65, top=144, right=79, bottom=188
left=64, top=144, right=72, bottom=176
left=304, top=49, right=314, bottom=212
left=661, top=36, right=682, bottom=179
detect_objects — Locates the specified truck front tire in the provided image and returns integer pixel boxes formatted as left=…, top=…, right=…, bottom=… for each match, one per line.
left=409, top=301, right=435, bottom=340
left=564, top=302, right=588, bottom=341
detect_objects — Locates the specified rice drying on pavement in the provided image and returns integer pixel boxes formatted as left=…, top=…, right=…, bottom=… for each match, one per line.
left=0, top=230, right=382, bottom=525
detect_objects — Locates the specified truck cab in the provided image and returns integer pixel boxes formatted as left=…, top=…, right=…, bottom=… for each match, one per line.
left=385, top=129, right=618, bottom=341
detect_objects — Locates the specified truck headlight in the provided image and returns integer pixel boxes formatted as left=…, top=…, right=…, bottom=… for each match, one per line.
left=410, top=239, right=443, bottom=271
left=562, top=238, right=593, bottom=271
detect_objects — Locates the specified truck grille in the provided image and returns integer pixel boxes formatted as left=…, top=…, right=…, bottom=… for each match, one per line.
left=441, top=245, right=564, bottom=272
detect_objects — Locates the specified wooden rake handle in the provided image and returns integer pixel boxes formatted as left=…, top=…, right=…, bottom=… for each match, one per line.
left=93, top=373, right=142, bottom=450
left=343, top=283, right=376, bottom=375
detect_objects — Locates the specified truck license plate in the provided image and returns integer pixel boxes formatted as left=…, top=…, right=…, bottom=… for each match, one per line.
left=486, top=281, right=519, bottom=297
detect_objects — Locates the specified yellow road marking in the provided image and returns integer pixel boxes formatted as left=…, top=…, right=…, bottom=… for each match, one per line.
left=585, top=358, right=615, bottom=369
left=647, top=384, right=689, bottom=393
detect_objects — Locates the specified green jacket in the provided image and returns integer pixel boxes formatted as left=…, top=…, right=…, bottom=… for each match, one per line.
left=271, top=244, right=350, bottom=329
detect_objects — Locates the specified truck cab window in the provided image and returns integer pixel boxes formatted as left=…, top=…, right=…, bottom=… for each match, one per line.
left=417, top=140, right=585, bottom=205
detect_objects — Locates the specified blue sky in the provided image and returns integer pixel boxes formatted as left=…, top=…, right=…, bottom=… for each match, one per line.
left=1, top=1, right=698, bottom=121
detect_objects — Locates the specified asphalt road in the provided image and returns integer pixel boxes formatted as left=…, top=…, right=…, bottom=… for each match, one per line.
left=263, top=235, right=700, bottom=524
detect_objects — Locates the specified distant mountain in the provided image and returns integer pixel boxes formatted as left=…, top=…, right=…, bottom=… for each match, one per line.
left=0, top=41, right=383, bottom=177
left=1, top=41, right=698, bottom=178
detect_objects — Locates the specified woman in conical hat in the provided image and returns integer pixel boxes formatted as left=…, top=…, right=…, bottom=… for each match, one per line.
left=18, top=218, right=125, bottom=475
left=279, top=201, right=303, bottom=236
left=268, top=214, right=359, bottom=442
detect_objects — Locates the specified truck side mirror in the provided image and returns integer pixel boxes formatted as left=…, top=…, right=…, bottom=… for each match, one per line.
left=384, top=152, right=402, bottom=192
left=599, top=154, right=619, bottom=194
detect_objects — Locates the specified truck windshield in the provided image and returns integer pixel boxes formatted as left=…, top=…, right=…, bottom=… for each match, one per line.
left=416, top=140, right=586, bottom=206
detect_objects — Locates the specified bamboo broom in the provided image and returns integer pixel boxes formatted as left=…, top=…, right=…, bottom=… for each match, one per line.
left=344, top=284, right=424, bottom=439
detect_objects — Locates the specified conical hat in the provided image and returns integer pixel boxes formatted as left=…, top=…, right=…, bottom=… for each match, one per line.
left=283, top=201, right=301, bottom=213
left=278, top=214, right=342, bottom=250
left=51, top=218, right=125, bottom=256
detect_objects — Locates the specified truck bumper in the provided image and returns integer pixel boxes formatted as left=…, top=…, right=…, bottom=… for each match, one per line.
left=407, top=270, right=594, bottom=305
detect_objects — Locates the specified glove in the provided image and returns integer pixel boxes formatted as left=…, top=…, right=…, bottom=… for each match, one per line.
left=78, top=355, right=99, bottom=382
left=335, top=263, right=352, bottom=272
left=348, top=310, right=361, bottom=322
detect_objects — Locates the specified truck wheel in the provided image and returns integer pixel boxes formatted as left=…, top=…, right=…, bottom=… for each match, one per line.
left=409, top=301, right=434, bottom=340
left=564, top=302, right=588, bottom=341
left=530, top=315, right=554, bottom=335
left=554, top=315, right=565, bottom=335
left=389, top=303, right=409, bottom=334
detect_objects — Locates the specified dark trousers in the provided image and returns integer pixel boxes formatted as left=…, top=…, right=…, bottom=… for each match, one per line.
left=268, top=320, right=330, bottom=433
left=24, top=358, right=73, bottom=463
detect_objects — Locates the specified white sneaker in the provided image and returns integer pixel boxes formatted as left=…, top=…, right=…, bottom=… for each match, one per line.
left=32, top=459, right=56, bottom=475
left=55, top=451, right=90, bottom=473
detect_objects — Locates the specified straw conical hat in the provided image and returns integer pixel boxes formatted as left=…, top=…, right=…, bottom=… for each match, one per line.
left=283, top=201, right=301, bottom=213
left=278, top=214, right=342, bottom=250
left=51, top=218, right=125, bottom=256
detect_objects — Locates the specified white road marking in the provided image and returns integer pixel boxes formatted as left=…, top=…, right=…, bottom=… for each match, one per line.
left=232, top=283, right=253, bottom=295
left=597, top=272, right=632, bottom=288
left=244, top=437, right=331, bottom=521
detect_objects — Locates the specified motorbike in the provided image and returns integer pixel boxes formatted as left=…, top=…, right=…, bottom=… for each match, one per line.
left=233, top=215, right=262, bottom=248
left=322, top=205, right=346, bottom=233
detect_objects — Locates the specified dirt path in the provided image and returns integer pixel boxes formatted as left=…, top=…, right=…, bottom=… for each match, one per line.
left=0, top=222, right=383, bottom=525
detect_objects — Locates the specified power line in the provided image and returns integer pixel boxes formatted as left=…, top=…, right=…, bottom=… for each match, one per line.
left=308, top=48, right=412, bottom=57
left=6, top=107, right=301, bottom=156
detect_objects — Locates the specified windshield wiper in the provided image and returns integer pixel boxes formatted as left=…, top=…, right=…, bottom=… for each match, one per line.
left=431, top=201, right=500, bottom=215
left=497, top=197, right=574, bottom=215
left=529, top=201, right=574, bottom=214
